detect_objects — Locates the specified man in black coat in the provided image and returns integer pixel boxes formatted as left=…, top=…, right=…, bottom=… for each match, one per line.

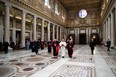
left=67, top=39, right=74, bottom=58
left=47, top=40, right=52, bottom=53
left=106, top=39, right=111, bottom=51
left=31, top=40, right=38, bottom=55
left=10, top=41, right=15, bottom=50
left=89, top=38, right=96, bottom=55
left=0, top=41, right=2, bottom=51
left=3, top=41, right=9, bottom=54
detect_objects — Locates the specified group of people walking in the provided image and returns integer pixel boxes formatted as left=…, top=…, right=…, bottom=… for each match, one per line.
left=29, top=39, right=45, bottom=55
left=47, top=38, right=74, bottom=58
left=0, top=37, right=111, bottom=57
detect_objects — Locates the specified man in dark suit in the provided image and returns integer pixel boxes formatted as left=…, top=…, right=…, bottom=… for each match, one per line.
left=3, top=41, right=9, bottom=54
left=89, top=38, right=96, bottom=55
left=106, top=39, right=111, bottom=51
left=0, top=41, right=2, bottom=51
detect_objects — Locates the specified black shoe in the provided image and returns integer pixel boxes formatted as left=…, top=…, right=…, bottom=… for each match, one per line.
left=62, top=56, right=64, bottom=58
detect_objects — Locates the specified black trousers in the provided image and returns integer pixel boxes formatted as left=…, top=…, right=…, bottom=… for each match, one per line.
left=91, top=47, right=94, bottom=55
left=107, top=46, right=110, bottom=51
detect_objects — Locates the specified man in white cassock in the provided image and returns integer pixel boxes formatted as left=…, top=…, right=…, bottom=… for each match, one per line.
left=59, top=39, right=67, bottom=58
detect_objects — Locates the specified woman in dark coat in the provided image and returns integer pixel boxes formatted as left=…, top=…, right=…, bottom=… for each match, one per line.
left=89, top=38, right=96, bottom=55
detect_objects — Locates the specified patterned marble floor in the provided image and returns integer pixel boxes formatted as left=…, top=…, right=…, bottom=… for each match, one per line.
left=0, top=50, right=60, bottom=77
left=49, top=64, right=95, bottom=77
left=69, top=55, right=95, bottom=63
left=0, top=45, right=116, bottom=77
left=97, top=46, right=116, bottom=77
left=111, top=68, right=116, bottom=76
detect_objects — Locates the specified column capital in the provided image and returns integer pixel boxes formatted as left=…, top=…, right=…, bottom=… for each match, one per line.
left=48, top=21, right=51, bottom=24
left=5, top=3, right=11, bottom=7
left=33, top=14, right=37, bottom=18
left=57, top=25, right=60, bottom=27
left=42, top=18, right=45, bottom=21
left=52, top=24, right=55, bottom=26
left=22, top=10, right=27, bottom=14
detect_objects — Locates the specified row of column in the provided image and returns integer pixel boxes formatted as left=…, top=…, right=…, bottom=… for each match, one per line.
left=103, top=8, right=116, bottom=47
left=69, top=28, right=98, bottom=44
left=4, top=3, right=63, bottom=48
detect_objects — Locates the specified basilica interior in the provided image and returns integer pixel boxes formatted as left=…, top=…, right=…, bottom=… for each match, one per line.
left=0, top=0, right=116, bottom=77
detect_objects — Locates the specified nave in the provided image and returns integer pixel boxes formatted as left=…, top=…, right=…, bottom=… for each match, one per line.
left=0, top=45, right=116, bottom=77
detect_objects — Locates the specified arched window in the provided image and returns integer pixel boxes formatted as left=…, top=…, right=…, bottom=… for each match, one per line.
left=45, top=0, right=50, bottom=8
left=55, top=3, right=59, bottom=15
left=45, top=0, right=49, bottom=6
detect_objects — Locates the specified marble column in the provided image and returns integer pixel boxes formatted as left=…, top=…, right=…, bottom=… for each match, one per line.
left=42, top=19, right=44, bottom=41
left=86, top=28, right=89, bottom=44
left=5, top=3, right=10, bottom=43
left=60, top=27, right=62, bottom=40
left=111, top=12, right=114, bottom=47
left=108, top=16, right=111, bottom=39
left=67, top=29, right=70, bottom=35
left=0, top=16, right=3, bottom=42
left=89, top=28, right=91, bottom=42
left=104, top=23, right=106, bottom=43
left=21, top=11, right=26, bottom=48
left=74, top=28, right=77, bottom=44
left=97, top=27, right=99, bottom=34
left=48, top=22, right=50, bottom=41
left=33, top=15, right=37, bottom=40
left=65, top=28, right=67, bottom=37
left=30, top=31, right=32, bottom=41
left=52, top=24, right=55, bottom=40
left=77, top=28, right=80, bottom=44
left=115, top=7, right=116, bottom=46
left=57, top=26, right=58, bottom=40
left=106, top=20, right=108, bottom=41
left=103, top=23, right=105, bottom=43
left=12, top=18, right=16, bottom=43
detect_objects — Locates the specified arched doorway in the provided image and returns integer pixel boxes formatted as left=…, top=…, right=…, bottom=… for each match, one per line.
left=79, top=33, right=86, bottom=44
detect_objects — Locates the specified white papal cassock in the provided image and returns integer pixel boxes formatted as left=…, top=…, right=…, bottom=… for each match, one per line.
left=59, top=41, right=67, bottom=57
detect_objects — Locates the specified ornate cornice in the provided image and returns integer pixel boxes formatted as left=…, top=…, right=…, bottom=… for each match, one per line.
left=100, top=0, right=115, bottom=25
left=7, top=0, right=65, bottom=27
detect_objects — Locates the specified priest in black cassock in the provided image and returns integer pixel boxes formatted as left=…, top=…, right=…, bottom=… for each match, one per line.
left=31, top=40, right=38, bottom=55
left=52, top=39, right=59, bottom=57
left=40, top=40, right=44, bottom=50
left=47, top=40, right=52, bottom=53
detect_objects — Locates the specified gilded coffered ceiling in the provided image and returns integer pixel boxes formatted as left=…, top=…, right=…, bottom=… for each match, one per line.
left=58, top=0, right=102, bottom=28
left=58, top=0, right=101, bottom=11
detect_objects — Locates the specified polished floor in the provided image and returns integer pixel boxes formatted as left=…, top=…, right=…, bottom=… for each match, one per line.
left=0, top=45, right=116, bottom=77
